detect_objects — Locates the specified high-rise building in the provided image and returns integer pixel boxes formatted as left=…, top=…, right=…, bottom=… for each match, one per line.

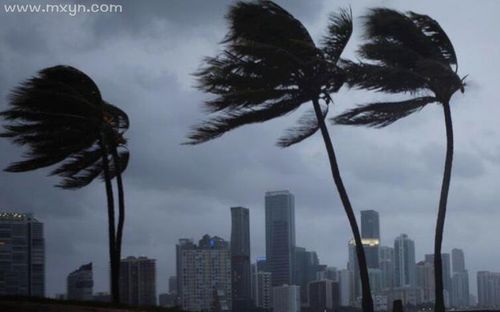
left=294, top=246, right=324, bottom=304
left=230, top=207, right=252, bottom=311
left=168, top=275, right=177, bottom=295
left=361, top=210, right=380, bottom=240
left=348, top=237, right=380, bottom=300
left=176, top=235, right=232, bottom=311
left=66, top=263, right=93, bottom=301
left=254, top=271, right=272, bottom=309
left=449, top=248, right=469, bottom=307
left=394, top=234, right=416, bottom=287
left=425, top=253, right=452, bottom=300
left=159, top=293, right=177, bottom=307
left=360, top=210, right=380, bottom=269
left=339, top=269, right=354, bottom=306
left=451, top=248, right=465, bottom=273
left=0, top=212, right=44, bottom=297
left=308, top=279, right=340, bottom=310
left=416, top=260, right=434, bottom=303
left=379, top=246, right=394, bottom=290
left=119, top=256, right=156, bottom=306
left=477, top=271, right=500, bottom=308
left=452, top=271, right=469, bottom=307
left=265, top=191, right=296, bottom=287
left=272, top=284, right=300, bottom=312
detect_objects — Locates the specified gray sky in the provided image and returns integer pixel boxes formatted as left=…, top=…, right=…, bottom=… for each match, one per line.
left=1, top=0, right=499, bottom=298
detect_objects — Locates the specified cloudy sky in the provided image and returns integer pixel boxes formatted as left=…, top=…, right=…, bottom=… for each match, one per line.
left=1, top=0, right=499, bottom=298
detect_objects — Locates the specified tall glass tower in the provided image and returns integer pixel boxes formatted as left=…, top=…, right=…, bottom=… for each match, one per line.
left=361, top=210, right=380, bottom=240
left=265, top=190, right=295, bottom=287
left=0, top=212, right=45, bottom=297
left=394, top=234, right=416, bottom=287
left=231, top=207, right=251, bottom=311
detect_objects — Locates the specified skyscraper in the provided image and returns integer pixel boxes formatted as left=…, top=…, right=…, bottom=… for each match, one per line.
left=416, top=260, right=435, bottom=303
left=308, top=279, right=340, bottom=311
left=379, top=246, right=394, bottom=290
left=425, top=253, right=452, bottom=300
left=265, top=190, right=295, bottom=287
left=450, top=248, right=469, bottom=307
left=348, top=238, right=380, bottom=300
left=477, top=271, right=500, bottom=308
left=394, top=234, right=416, bottom=287
left=119, top=256, right=156, bottom=306
left=0, top=212, right=44, bottom=297
left=67, top=263, right=93, bottom=301
left=230, top=207, right=252, bottom=311
left=254, top=271, right=272, bottom=309
left=360, top=210, right=380, bottom=269
left=361, top=210, right=380, bottom=240
left=272, top=284, right=300, bottom=312
left=294, top=246, right=324, bottom=304
left=451, top=248, right=465, bottom=273
left=176, top=235, right=232, bottom=311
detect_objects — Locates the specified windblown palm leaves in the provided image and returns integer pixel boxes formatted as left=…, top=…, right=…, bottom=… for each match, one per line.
left=1, top=66, right=129, bottom=183
left=333, top=9, right=466, bottom=312
left=186, top=1, right=376, bottom=311
left=186, top=0, right=351, bottom=147
left=0, top=65, right=129, bottom=304
left=334, top=8, right=465, bottom=127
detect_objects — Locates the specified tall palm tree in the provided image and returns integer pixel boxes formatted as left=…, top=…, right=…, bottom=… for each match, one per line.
left=333, top=9, right=466, bottom=312
left=186, top=1, right=374, bottom=310
left=0, top=65, right=129, bottom=304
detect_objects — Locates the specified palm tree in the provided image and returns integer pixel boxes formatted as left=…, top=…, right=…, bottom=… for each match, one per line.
left=186, top=1, right=374, bottom=310
left=333, top=9, right=466, bottom=312
left=0, top=65, right=130, bottom=304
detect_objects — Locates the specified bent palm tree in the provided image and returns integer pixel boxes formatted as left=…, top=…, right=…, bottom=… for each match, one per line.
left=186, top=1, right=374, bottom=310
left=333, top=9, right=466, bottom=312
left=0, top=65, right=129, bottom=304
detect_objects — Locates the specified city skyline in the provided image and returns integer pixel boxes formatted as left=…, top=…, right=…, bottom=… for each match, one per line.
left=1, top=0, right=500, bottom=304
left=0, top=198, right=483, bottom=301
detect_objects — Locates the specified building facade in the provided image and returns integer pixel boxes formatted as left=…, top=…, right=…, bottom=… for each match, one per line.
left=265, top=191, right=296, bottom=287
left=230, top=207, right=252, bottom=311
left=0, top=212, right=44, bottom=297
left=477, top=271, right=500, bottom=308
left=379, top=246, right=394, bottom=291
left=272, top=284, right=300, bottom=312
left=450, top=248, right=469, bottom=307
left=254, top=271, right=272, bottom=310
left=394, top=234, right=416, bottom=288
left=67, top=262, right=93, bottom=301
left=308, top=279, right=340, bottom=311
left=119, top=256, right=156, bottom=306
left=176, top=235, right=232, bottom=311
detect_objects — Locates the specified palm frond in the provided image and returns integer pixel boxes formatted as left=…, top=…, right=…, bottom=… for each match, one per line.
left=225, top=1, right=316, bottom=60
left=277, top=104, right=328, bottom=147
left=408, top=12, right=457, bottom=66
left=1, top=65, right=129, bottom=190
left=341, top=60, right=428, bottom=93
left=321, top=7, right=353, bottom=64
left=358, top=39, right=422, bottom=68
left=186, top=94, right=306, bottom=144
left=363, top=8, right=445, bottom=63
left=333, top=96, right=436, bottom=128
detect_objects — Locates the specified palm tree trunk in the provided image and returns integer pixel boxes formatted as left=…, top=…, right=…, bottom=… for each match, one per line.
left=312, top=98, right=374, bottom=312
left=99, top=139, right=119, bottom=304
left=111, top=146, right=125, bottom=305
left=434, top=101, right=454, bottom=312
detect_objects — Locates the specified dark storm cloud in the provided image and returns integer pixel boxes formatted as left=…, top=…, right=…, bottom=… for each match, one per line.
left=0, top=0, right=499, bottom=298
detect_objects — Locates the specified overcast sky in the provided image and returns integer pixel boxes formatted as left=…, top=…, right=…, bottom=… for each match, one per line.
left=1, top=0, right=499, bottom=298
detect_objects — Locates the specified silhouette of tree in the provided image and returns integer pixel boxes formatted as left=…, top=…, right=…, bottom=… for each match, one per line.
left=186, top=1, right=374, bottom=310
left=0, top=65, right=130, bottom=304
left=333, top=9, right=466, bottom=312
